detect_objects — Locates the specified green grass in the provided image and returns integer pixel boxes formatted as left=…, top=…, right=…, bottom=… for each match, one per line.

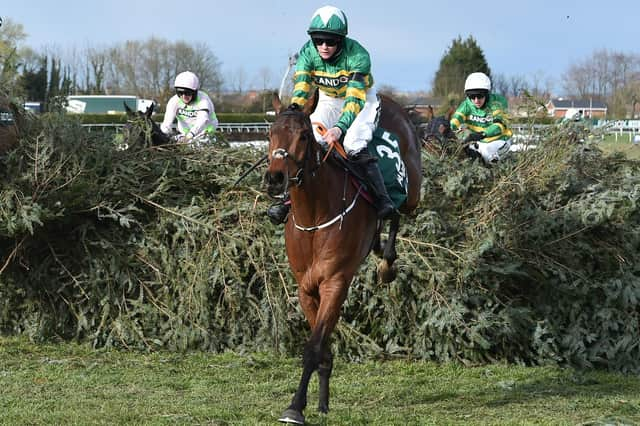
left=596, top=134, right=640, bottom=160
left=1, top=336, right=639, bottom=425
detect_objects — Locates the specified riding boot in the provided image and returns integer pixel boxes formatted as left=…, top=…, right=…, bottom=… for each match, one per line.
left=350, top=150, right=396, bottom=219
left=266, top=196, right=290, bottom=224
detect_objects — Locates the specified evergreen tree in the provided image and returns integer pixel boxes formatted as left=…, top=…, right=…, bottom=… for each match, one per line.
left=19, top=56, right=48, bottom=102
left=432, top=36, right=491, bottom=99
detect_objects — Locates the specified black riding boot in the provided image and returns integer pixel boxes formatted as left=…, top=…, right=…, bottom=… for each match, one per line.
left=266, top=197, right=290, bottom=224
left=351, top=150, right=396, bottom=219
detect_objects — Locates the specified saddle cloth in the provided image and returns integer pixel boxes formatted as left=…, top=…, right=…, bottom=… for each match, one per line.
left=368, top=128, right=408, bottom=208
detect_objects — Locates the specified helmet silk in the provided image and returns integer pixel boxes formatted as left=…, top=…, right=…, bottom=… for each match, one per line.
left=307, top=5, right=348, bottom=37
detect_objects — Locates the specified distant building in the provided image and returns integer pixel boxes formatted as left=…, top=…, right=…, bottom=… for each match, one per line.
left=65, top=95, right=157, bottom=114
left=545, top=98, right=608, bottom=119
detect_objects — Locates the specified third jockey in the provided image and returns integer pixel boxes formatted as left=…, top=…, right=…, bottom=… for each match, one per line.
left=450, top=72, right=513, bottom=164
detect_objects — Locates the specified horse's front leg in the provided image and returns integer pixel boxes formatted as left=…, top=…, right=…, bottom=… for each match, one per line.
left=317, top=349, right=333, bottom=413
left=279, top=277, right=348, bottom=424
left=279, top=285, right=319, bottom=424
left=377, top=211, right=400, bottom=283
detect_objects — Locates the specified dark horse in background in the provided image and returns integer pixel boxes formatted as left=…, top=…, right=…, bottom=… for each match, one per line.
left=416, top=105, right=473, bottom=160
left=122, top=103, right=170, bottom=147
left=265, top=90, right=421, bottom=424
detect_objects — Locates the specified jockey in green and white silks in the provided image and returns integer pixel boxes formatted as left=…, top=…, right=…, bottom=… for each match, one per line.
left=161, top=71, right=218, bottom=145
left=450, top=72, right=513, bottom=163
left=266, top=5, right=395, bottom=226
left=291, top=6, right=378, bottom=155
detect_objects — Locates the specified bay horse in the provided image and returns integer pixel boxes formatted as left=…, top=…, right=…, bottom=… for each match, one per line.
left=122, top=103, right=170, bottom=148
left=265, top=90, right=421, bottom=424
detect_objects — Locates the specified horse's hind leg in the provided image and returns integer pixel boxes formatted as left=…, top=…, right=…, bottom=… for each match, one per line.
left=371, top=220, right=383, bottom=257
left=377, top=212, right=400, bottom=283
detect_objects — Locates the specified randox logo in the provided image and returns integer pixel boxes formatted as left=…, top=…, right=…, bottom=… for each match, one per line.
left=314, top=75, right=349, bottom=88
left=177, top=108, right=199, bottom=118
left=469, top=114, right=494, bottom=124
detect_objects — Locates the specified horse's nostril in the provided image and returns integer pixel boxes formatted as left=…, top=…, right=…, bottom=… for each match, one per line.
left=266, top=171, right=284, bottom=186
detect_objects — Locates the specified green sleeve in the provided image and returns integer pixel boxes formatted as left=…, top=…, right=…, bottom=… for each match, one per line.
left=290, top=44, right=314, bottom=107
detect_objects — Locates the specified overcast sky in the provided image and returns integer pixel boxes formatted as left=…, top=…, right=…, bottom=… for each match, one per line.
left=5, top=0, right=640, bottom=94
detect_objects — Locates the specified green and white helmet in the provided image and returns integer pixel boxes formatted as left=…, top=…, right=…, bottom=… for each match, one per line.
left=307, top=5, right=348, bottom=37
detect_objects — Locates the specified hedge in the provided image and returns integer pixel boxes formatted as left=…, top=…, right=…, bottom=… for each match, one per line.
left=1, top=110, right=639, bottom=374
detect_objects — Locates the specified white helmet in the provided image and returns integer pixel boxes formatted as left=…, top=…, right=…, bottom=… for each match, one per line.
left=174, top=71, right=200, bottom=91
left=464, top=72, right=491, bottom=92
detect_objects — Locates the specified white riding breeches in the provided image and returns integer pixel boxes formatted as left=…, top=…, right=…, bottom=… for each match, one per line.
left=468, top=139, right=512, bottom=163
left=310, top=88, right=380, bottom=154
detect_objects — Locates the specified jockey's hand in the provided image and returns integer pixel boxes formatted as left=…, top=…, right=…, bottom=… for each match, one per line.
left=175, top=133, right=193, bottom=144
left=465, top=131, right=485, bottom=143
left=323, top=127, right=343, bottom=145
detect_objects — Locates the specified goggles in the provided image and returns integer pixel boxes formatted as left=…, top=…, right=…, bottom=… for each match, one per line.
left=312, top=37, right=340, bottom=47
left=467, top=92, right=486, bottom=100
left=176, top=88, right=195, bottom=97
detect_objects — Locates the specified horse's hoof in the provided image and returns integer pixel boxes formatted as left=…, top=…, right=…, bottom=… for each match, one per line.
left=278, top=408, right=305, bottom=424
left=377, top=260, right=397, bottom=283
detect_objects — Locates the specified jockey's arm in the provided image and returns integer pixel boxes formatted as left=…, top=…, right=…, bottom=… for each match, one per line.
left=334, top=73, right=368, bottom=135
left=185, top=109, right=211, bottom=137
left=483, top=104, right=510, bottom=138
left=160, top=97, right=178, bottom=134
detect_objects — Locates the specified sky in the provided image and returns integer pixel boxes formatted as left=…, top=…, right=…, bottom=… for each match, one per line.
left=4, top=0, right=640, bottom=95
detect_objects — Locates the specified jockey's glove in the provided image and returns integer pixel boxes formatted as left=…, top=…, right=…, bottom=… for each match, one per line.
left=465, top=132, right=485, bottom=142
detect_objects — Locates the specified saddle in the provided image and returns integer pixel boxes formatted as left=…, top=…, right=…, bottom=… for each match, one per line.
left=317, top=125, right=408, bottom=209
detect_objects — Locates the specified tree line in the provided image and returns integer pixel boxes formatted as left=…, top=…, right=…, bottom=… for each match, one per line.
left=430, top=36, right=640, bottom=117
left=2, top=17, right=639, bottom=117
left=1, top=18, right=223, bottom=111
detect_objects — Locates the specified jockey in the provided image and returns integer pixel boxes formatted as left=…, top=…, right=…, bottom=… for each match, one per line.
left=450, top=72, right=513, bottom=164
left=266, top=5, right=395, bottom=224
left=160, top=71, right=218, bottom=145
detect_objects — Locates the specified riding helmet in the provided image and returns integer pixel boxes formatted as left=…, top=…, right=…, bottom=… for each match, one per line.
left=174, top=71, right=200, bottom=95
left=307, top=5, right=348, bottom=37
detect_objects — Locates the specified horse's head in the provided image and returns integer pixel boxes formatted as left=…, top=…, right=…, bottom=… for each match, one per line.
left=122, top=103, right=169, bottom=148
left=421, top=106, right=455, bottom=144
left=264, top=91, right=319, bottom=198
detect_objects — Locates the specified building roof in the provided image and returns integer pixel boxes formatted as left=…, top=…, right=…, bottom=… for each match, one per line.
left=406, top=96, right=443, bottom=107
left=548, top=98, right=608, bottom=110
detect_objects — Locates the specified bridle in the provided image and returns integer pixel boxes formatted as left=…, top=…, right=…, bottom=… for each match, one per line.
left=269, top=110, right=322, bottom=191
left=268, top=110, right=362, bottom=232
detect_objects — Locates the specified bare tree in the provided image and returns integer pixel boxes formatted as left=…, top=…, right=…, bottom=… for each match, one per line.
left=528, top=70, right=554, bottom=99
left=562, top=49, right=639, bottom=100
left=227, top=66, right=248, bottom=94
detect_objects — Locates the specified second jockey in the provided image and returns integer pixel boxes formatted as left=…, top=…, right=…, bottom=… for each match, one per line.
left=161, top=71, right=219, bottom=146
